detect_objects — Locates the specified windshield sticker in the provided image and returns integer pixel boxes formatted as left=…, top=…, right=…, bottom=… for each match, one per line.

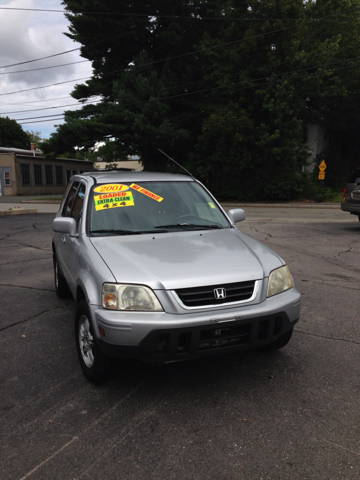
left=209, top=202, right=216, bottom=209
left=94, top=191, right=134, bottom=211
left=130, top=183, right=163, bottom=202
left=94, top=184, right=129, bottom=193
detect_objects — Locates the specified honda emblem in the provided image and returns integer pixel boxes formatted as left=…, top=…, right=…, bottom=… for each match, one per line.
left=214, top=288, right=226, bottom=300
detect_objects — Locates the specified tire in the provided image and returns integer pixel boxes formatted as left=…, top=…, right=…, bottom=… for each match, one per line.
left=75, top=300, right=110, bottom=383
left=258, top=327, right=293, bottom=352
left=53, top=253, right=70, bottom=298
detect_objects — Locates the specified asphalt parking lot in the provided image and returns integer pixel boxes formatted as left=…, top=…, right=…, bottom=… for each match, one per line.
left=1, top=209, right=359, bottom=480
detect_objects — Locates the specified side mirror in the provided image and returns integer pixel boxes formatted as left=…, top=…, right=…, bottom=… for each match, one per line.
left=53, top=217, right=78, bottom=237
left=355, top=178, right=360, bottom=185
left=228, top=208, right=246, bottom=224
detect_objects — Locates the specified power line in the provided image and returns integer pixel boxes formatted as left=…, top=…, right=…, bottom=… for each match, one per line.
left=0, top=101, right=100, bottom=115
left=0, top=59, right=89, bottom=75
left=0, top=23, right=300, bottom=97
left=0, top=76, right=91, bottom=96
left=0, top=6, right=317, bottom=21
left=3, top=4, right=360, bottom=125
left=1, top=4, right=358, bottom=72
left=3, top=48, right=357, bottom=117
left=0, top=48, right=81, bottom=70
left=1, top=5, right=359, bottom=20
left=1, top=3, right=359, bottom=93
left=0, top=95, right=95, bottom=106
left=14, top=59, right=360, bottom=125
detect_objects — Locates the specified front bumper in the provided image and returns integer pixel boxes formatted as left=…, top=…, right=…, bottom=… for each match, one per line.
left=90, top=287, right=301, bottom=361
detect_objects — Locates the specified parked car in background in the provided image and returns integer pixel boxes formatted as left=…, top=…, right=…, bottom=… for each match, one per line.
left=341, top=168, right=360, bottom=220
left=52, top=171, right=301, bottom=383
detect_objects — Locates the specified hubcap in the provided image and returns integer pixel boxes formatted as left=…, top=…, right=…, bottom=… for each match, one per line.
left=79, top=315, right=95, bottom=368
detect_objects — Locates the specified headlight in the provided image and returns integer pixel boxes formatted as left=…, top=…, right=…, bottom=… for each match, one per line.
left=102, top=283, right=163, bottom=311
left=267, top=265, right=293, bottom=297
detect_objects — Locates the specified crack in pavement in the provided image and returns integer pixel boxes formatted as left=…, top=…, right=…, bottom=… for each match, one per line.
left=0, top=303, right=73, bottom=332
left=0, top=228, right=37, bottom=241
left=0, top=256, right=52, bottom=266
left=257, top=242, right=360, bottom=275
left=298, top=276, right=360, bottom=290
left=295, top=328, right=360, bottom=345
left=77, top=366, right=189, bottom=480
left=0, top=283, right=55, bottom=292
left=19, top=243, right=52, bottom=252
left=334, top=240, right=360, bottom=260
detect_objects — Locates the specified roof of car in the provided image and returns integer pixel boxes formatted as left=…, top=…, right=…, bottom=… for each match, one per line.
left=78, top=170, right=193, bottom=183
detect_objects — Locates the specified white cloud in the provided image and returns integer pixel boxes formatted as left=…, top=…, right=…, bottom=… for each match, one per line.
left=0, top=0, right=93, bottom=138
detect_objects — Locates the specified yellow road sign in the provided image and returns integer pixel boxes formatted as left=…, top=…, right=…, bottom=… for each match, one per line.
left=319, top=160, right=327, bottom=172
left=318, top=172, right=325, bottom=180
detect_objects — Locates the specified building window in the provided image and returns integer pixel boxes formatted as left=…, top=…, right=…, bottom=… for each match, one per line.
left=72, top=170, right=77, bottom=176
left=55, top=166, right=63, bottom=185
left=21, top=164, right=31, bottom=185
left=45, top=165, right=53, bottom=185
left=34, top=164, right=43, bottom=185
left=4, top=169, right=11, bottom=185
left=66, top=170, right=72, bottom=183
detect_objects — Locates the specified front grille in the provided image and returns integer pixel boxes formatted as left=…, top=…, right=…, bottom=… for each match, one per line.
left=137, top=313, right=289, bottom=360
left=175, top=280, right=256, bottom=307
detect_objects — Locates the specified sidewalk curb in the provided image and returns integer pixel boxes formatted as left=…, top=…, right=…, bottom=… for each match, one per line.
left=0, top=209, right=38, bottom=216
left=21, top=200, right=61, bottom=204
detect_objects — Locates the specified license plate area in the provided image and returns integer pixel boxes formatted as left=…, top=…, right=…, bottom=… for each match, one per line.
left=199, top=324, right=251, bottom=348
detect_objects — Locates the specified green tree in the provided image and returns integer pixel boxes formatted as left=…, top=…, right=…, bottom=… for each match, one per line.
left=192, top=0, right=310, bottom=199
left=0, top=117, right=32, bottom=150
left=193, top=0, right=360, bottom=199
left=26, top=130, right=44, bottom=146
left=43, top=0, right=224, bottom=169
left=43, top=0, right=360, bottom=199
left=301, top=0, right=360, bottom=187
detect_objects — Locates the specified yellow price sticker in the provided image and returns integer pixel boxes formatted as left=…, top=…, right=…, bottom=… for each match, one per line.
left=94, top=191, right=134, bottom=210
left=130, top=183, right=163, bottom=202
left=94, top=184, right=129, bottom=193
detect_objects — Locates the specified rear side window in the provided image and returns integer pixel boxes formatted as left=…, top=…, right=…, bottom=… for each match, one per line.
left=71, top=183, right=86, bottom=226
left=63, top=182, right=79, bottom=217
left=348, top=169, right=360, bottom=183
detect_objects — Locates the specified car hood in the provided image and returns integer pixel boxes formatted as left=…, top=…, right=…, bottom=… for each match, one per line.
left=90, top=228, right=282, bottom=290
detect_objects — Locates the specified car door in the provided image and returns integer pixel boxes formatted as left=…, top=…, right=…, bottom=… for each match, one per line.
left=56, top=181, right=86, bottom=292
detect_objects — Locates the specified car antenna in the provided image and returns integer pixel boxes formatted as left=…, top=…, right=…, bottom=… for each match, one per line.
left=158, top=149, right=196, bottom=180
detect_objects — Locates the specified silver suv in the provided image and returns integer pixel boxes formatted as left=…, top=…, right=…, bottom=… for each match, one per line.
left=52, top=171, right=301, bottom=383
left=341, top=168, right=360, bottom=221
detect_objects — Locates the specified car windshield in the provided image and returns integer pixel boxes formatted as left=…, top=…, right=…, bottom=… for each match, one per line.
left=88, top=180, right=230, bottom=235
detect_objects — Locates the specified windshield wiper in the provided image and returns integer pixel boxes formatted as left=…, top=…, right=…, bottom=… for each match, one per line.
left=154, top=223, right=222, bottom=230
left=90, top=229, right=141, bottom=235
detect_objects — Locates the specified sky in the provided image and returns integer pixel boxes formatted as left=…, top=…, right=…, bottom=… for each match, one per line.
left=0, top=0, right=93, bottom=141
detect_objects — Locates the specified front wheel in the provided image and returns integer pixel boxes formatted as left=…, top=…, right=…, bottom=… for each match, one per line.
left=75, top=300, right=110, bottom=383
left=258, top=328, right=293, bottom=352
